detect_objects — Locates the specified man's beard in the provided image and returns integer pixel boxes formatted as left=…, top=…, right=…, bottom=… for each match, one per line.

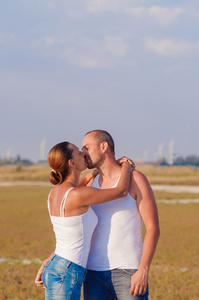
left=86, top=160, right=95, bottom=169
left=85, top=156, right=95, bottom=169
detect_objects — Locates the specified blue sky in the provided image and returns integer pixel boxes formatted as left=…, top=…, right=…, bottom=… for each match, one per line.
left=0, top=0, right=198, bottom=163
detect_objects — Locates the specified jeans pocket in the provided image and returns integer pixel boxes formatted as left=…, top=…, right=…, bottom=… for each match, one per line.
left=118, top=269, right=137, bottom=278
left=43, top=269, right=65, bottom=295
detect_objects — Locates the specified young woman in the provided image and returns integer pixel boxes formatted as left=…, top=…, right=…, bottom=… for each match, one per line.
left=35, top=141, right=132, bottom=299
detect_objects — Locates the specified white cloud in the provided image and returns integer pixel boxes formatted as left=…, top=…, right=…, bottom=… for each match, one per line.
left=193, top=11, right=199, bottom=19
left=126, top=6, right=184, bottom=25
left=105, top=36, right=128, bottom=56
left=45, top=37, right=55, bottom=46
left=0, top=33, right=16, bottom=45
left=125, top=7, right=145, bottom=17
left=166, top=66, right=186, bottom=75
left=59, top=45, right=104, bottom=68
left=145, top=38, right=199, bottom=56
left=87, top=0, right=134, bottom=13
left=87, top=1, right=185, bottom=25
left=70, top=53, right=107, bottom=68
left=61, top=46, right=106, bottom=68
left=149, top=7, right=184, bottom=25
left=67, top=10, right=84, bottom=19
left=87, top=0, right=120, bottom=12
left=46, top=2, right=55, bottom=10
left=43, top=35, right=129, bottom=68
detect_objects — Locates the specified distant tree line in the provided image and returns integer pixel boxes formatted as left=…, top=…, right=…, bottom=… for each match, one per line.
left=173, top=155, right=199, bottom=166
left=0, top=155, right=33, bottom=165
left=160, top=154, right=199, bottom=166
left=0, top=158, right=33, bottom=165
left=1, top=154, right=199, bottom=167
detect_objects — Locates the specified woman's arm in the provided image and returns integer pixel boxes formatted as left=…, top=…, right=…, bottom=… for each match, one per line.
left=78, top=168, right=99, bottom=187
left=35, top=251, right=54, bottom=288
left=73, top=161, right=132, bottom=206
left=117, top=156, right=135, bottom=168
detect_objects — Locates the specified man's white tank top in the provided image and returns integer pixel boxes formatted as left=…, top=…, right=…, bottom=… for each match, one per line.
left=48, top=187, right=98, bottom=268
left=87, top=174, right=143, bottom=271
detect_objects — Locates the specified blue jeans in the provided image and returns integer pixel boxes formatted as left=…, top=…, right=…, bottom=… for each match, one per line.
left=42, top=254, right=86, bottom=300
left=84, top=269, right=149, bottom=300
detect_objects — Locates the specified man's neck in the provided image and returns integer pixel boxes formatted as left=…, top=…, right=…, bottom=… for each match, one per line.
left=97, top=157, right=122, bottom=188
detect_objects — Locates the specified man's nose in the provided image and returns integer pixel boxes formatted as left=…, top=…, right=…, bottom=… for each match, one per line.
left=82, top=149, right=87, bottom=155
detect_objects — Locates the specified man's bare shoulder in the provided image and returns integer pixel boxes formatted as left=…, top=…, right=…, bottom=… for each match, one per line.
left=129, top=169, right=152, bottom=199
left=129, top=168, right=156, bottom=207
left=130, top=169, right=149, bottom=185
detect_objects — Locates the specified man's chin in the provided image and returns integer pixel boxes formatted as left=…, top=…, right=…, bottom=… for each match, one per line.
left=86, top=162, right=94, bottom=169
left=86, top=164, right=93, bottom=169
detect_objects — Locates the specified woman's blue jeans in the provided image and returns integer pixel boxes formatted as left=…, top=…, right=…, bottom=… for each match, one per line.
left=42, top=254, right=86, bottom=300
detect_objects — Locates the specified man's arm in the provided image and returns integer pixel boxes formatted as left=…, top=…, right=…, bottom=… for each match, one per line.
left=129, top=170, right=160, bottom=296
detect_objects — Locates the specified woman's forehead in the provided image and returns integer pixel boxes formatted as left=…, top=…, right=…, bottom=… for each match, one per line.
left=69, top=143, right=79, bottom=151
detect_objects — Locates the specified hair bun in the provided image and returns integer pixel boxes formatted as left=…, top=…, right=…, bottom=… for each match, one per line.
left=49, top=170, right=62, bottom=185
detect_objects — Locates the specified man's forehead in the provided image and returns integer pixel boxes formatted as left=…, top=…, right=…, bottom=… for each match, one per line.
left=82, top=133, right=97, bottom=147
left=82, top=141, right=93, bottom=148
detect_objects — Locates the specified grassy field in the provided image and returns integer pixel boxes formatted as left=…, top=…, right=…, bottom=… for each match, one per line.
left=0, top=164, right=199, bottom=185
left=0, top=165, right=199, bottom=299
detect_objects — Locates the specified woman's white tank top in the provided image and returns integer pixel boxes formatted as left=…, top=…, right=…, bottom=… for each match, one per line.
left=86, top=175, right=143, bottom=271
left=48, top=187, right=98, bottom=268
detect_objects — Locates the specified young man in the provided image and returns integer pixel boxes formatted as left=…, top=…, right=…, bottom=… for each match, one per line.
left=82, top=130, right=160, bottom=300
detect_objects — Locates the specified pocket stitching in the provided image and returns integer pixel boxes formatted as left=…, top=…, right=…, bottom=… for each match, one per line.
left=45, top=270, right=65, bottom=295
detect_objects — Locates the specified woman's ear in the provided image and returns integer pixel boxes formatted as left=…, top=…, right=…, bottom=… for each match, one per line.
left=68, top=159, right=75, bottom=168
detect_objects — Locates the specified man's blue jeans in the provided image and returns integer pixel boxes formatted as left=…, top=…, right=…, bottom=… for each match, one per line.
left=84, top=269, right=149, bottom=300
left=42, top=254, right=86, bottom=299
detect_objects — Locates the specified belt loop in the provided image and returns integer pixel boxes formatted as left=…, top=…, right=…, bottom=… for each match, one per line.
left=51, top=254, right=56, bottom=261
left=66, top=261, right=72, bottom=268
left=77, top=270, right=85, bottom=281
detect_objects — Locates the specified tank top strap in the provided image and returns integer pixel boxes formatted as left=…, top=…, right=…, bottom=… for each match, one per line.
left=60, top=187, right=74, bottom=217
left=94, top=167, right=135, bottom=189
left=47, top=189, right=53, bottom=214
left=115, top=167, right=134, bottom=186
left=114, top=167, right=134, bottom=188
left=114, top=176, right=120, bottom=187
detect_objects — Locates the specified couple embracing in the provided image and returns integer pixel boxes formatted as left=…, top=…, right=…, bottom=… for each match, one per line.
left=35, top=130, right=160, bottom=300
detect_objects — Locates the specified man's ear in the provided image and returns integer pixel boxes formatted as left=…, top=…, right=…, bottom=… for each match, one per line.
left=100, top=141, right=108, bottom=153
left=68, top=159, right=75, bottom=168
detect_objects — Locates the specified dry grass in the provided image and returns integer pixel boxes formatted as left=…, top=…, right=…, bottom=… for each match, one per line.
left=0, top=164, right=199, bottom=185
left=0, top=165, right=199, bottom=299
left=137, top=164, right=199, bottom=186
left=148, top=203, right=199, bottom=300
left=154, top=191, right=199, bottom=200
left=0, top=164, right=51, bottom=182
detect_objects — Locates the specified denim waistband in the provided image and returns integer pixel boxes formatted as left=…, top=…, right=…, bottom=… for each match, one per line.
left=51, top=254, right=86, bottom=274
